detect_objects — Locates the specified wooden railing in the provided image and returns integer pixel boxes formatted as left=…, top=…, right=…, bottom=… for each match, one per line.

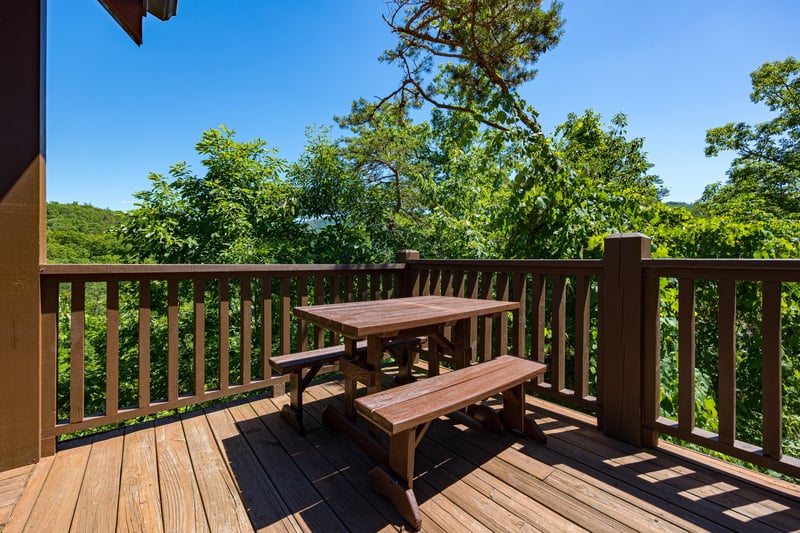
left=404, top=258, right=604, bottom=412
left=39, top=263, right=405, bottom=454
left=642, top=258, right=800, bottom=478
left=38, top=236, right=800, bottom=479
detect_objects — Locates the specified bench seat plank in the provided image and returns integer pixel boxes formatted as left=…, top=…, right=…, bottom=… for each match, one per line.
left=357, top=355, right=546, bottom=435
left=268, top=341, right=366, bottom=374
left=353, top=355, right=547, bottom=530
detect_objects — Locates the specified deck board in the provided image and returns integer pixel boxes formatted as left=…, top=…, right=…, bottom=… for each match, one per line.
left=181, top=411, right=252, bottom=532
left=71, top=430, right=124, bottom=533
left=2, top=366, right=799, bottom=533
left=154, top=418, right=209, bottom=533
left=117, top=422, right=163, bottom=533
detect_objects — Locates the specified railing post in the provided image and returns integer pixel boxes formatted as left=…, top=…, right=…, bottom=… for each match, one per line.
left=395, top=250, right=420, bottom=298
left=0, top=0, right=46, bottom=470
left=599, top=233, right=651, bottom=446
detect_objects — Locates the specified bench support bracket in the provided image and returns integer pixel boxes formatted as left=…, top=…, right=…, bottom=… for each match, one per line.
left=279, top=362, right=324, bottom=434
left=368, top=465, right=422, bottom=531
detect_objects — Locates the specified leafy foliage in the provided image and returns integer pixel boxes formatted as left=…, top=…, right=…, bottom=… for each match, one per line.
left=380, top=0, right=563, bottom=135
left=47, top=202, right=127, bottom=263
left=700, top=57, right=800, bottom=218
left=119, top=126, right=303, bottom=264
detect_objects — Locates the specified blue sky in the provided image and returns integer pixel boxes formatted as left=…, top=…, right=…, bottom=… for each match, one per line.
left=46, top=1, right=799, bottom=210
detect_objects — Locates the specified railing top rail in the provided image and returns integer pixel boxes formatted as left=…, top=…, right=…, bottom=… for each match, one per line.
left=644, top=258, right=800, bottom=282
left=407, top=258, right=604, bottom=275
left=40, top=262, right=405, bottom=282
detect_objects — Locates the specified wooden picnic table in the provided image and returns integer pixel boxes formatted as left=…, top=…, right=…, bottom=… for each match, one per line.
left=293, top=295, right=520, bottom=416
left=293, top=296, right=539, bottom=530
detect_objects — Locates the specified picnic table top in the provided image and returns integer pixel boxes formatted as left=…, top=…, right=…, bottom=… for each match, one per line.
left=293, top=295, right=519, bottom=338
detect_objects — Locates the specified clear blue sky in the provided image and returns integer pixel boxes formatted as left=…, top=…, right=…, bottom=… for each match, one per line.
left=46, top=1, right=800, bottom=210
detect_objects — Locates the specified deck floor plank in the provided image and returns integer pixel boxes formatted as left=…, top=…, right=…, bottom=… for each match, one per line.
left=154, top=417, right=210, bottom=533
left=550, top=417, right=800, bottom=531
left=204, top=404, right=298, bottom=533
left=263, top=393, right=400, bottom=533
left=3, top=369, right=800, bottom=533
left=19, top=440, right=90, bottom=532
left=117, top=423, right=164, bottom=533
left=70, top=430, right=124, bottom=533
left=226, top=400, right=346, bottom=532
left=0, top=467, right=33, bottom=526
left=180, top=411, right=253, bottom=532
left=1, top=457, right=53, bottom=533
left=311, top=381, right=493, bottom=533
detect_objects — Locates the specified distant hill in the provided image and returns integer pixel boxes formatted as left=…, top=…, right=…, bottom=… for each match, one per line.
left=665, top=201, right=694, bottom=210
left=47, top=202, right=128, bottom=263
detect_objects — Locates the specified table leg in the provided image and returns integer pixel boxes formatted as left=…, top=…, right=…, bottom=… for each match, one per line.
left=453, top=318, right=476, bottom=369
left=366, top=335, right=384, bottom=396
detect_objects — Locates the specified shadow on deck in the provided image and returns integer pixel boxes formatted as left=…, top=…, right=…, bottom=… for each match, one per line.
left=2, top=366, right=800, bottom=532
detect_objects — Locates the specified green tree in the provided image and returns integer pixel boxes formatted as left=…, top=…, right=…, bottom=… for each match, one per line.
left=119, top=126, right=304, bottom=264
left=504, top=110, right=666, bottom=259
left=380, top=0, right=564, bottom=136
left=288, top=127, right=396, bottom=263
left=701, top=57, right=800, bottom=218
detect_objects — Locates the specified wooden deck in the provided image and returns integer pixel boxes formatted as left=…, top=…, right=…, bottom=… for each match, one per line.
left=2, top=368, right=800, bottom=532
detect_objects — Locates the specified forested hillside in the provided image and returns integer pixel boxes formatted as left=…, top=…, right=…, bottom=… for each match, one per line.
left=47, top=202, right=127, bottom=263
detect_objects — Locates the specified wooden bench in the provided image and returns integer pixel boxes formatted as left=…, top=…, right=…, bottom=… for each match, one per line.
left=270, top=341, right=366, bottom=433
left=270, top=337, right=425, bottom=433
left=355, top=355, right=547, bottom=530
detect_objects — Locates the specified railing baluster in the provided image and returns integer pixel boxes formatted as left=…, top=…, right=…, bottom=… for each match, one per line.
left=512, top=272, right=527, bottom=358
left=574, top=275, right=590, bottom=398
left=678, top=277, right=696, bottom=432
left=531, top=274, right=546, bottom=385
left=41, top=281, right=59, bottom=454
left=298, top=276, right=308, bottom=351
left=219, top=278, right=230, bottom=391
left=495, top=271, right=510, bottom=357
left=345, top=274, right=355, bottom=303
left=167, top=279, right=179, bottom=402
left=552, top=275, right=566, bottom=392
left=241, top=277, right=252, bottom=385
left=430, top=269, right=442, bottom=296
left=107, top=281, right=120, bottom=416
left=419, top=269, right=431, bottom=296
left=194, top=279, right=205, bottom=396
left=280, top=277, right=291, bottom=354
left=718, top=279, right=737, bottom=446
left=370, top=271, right=381, bottom=301
left=331, top=275, right=341, bottom=344
left=315, top=275, right=325, bottom=348
left=381, top=271, right=392, bottom=300
left=641, top=273, right=661, bottom=446
left=762, top=281, right=782, bottom=459
left=260, top=276, right=272, bottom=381
left=464, top=271, right=479, bottom=364
left=452, top=270, right=465, bottom=297
left=442, top=269, right=453, bottom=296
left=138, top=280, right=151, bottom=408
left=478, top=272, right=493, bottom=363
left=357, top=273, right=368, bottom=301
left=70, top=282, right=86, bottom=423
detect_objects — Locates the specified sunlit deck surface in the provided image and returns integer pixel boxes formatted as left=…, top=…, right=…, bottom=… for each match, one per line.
left=3, top=363, right=800, bottom=532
